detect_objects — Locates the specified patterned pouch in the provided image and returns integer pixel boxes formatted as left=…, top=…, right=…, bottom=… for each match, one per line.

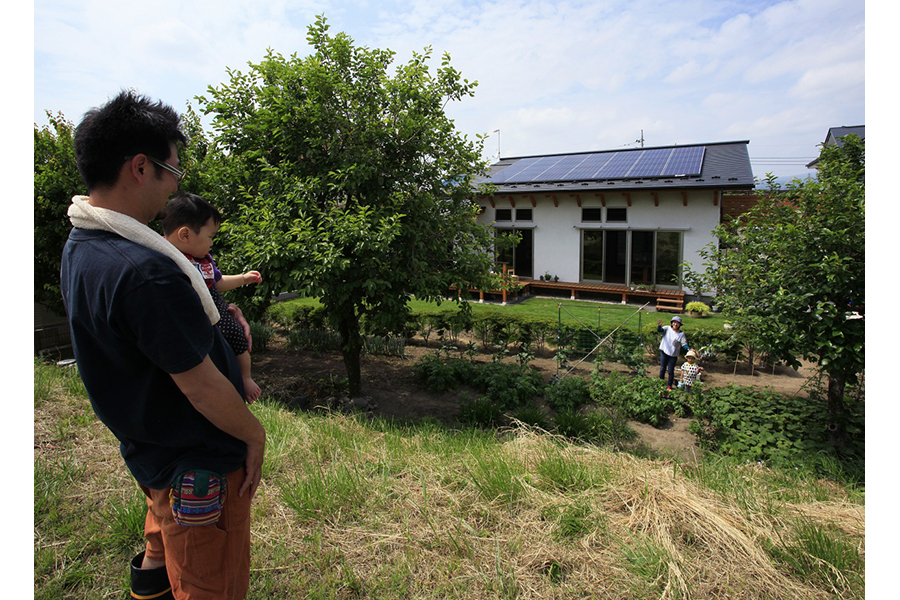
left=170, top=469, right=226, bottom=526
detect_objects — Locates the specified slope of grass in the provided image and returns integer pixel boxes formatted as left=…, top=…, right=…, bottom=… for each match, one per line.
left=34, top=359, right=864, bottom=599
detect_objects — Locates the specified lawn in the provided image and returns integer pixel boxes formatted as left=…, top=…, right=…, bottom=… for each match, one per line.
left=276, top=294, right=728, bottom=332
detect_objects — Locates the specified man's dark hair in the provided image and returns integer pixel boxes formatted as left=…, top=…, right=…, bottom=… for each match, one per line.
left=74, top=90, right=186, bottom=190
left=161, top=192, right=222, bottom=235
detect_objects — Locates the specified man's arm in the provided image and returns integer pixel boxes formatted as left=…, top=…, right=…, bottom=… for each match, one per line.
left=170, top=356, right=266, bottom=498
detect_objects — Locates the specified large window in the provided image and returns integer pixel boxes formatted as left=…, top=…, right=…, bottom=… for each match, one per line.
left=581, top=230, right=682, bottom=287
left=495, top=228, right=534, bottom=278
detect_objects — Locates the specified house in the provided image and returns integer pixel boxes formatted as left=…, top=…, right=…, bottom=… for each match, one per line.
left=473, top=141, right=755, bottom=308
left=806, top=125, right=864, bottom=169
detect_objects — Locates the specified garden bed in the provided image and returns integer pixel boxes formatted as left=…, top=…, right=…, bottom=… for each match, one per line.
left=252, top=332, right=815, bottom=459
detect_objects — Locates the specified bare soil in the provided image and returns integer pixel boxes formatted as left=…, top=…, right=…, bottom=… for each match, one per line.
left=253, top=333, right=816, bottom=463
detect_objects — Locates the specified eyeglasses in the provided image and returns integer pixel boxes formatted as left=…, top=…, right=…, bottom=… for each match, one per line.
left=125, top=154, right=186, bottom=182
left=146, top=156, right=186, bottom=182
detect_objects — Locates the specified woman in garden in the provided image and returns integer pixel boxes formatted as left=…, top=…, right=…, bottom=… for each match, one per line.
left=657, top=316, right=690, bottom=390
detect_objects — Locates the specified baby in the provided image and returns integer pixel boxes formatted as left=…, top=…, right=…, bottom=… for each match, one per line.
left=161, top=192, right=262, bottom=403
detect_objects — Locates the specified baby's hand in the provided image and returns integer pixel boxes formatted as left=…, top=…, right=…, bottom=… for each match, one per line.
left=244, top=271, right=262, bottom=285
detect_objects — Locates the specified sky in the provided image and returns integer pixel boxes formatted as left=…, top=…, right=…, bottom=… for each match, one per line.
left=33, top=0, right=866, bottom=182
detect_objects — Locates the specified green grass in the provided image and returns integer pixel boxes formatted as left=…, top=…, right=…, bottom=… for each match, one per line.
left=34, top=360, right=865, bottom=599
left=273, top=294, right=728, bottom=332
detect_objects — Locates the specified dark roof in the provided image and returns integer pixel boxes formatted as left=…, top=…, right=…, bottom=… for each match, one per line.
left=477, top=141, right=755, bottom=193
left=806, top=125, right=865, bottom=168
left=825, top=125, right=865, bottom=145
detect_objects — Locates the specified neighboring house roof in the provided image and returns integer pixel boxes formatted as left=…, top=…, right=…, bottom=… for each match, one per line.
left=477, top=141, right=754, bottom=194
left=806, top=125, right=864, bottom=168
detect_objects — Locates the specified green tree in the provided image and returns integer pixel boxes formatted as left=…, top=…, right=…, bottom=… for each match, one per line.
left=35, top=113, right=86, bottom=315
left=198, top=17, right=500, bottom=395
left=693, top=135, right=864, bottom=449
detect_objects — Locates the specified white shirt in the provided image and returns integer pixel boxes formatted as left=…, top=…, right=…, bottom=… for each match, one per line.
left=659, top=325, right=688, bottom=356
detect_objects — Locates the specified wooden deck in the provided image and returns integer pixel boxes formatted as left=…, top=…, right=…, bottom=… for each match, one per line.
left=465, top=278, right=685, bottom=311
left=519, top=280, right=684, bottom=311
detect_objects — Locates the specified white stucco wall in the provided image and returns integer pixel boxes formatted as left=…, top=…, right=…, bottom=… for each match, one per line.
left=476, top=189, right=721, bottom=296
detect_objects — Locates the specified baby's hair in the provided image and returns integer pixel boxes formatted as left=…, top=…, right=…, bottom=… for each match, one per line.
left=161, top=192, right=222, bottom=235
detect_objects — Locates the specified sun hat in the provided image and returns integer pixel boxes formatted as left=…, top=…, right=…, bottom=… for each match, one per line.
left=671, top=316, right=683, bottom=324
left=685, top=349, right=698, bottom=359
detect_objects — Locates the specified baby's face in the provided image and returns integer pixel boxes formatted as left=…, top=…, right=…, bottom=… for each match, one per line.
left=686, top=356, right=696, bottom=363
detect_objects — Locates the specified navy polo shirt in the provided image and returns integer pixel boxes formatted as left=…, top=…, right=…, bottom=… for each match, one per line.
left=60, top=228, right=246, bottom=489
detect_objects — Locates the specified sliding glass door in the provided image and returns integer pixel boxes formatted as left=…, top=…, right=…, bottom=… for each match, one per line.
left=580, top=230, right=682, bottom=288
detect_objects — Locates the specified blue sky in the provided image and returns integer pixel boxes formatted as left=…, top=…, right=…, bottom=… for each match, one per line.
left=33, top=0, right=866, bottom=181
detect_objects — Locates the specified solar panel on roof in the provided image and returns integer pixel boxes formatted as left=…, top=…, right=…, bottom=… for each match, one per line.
left=488, top=157, right=543, bottom=183
left=488, top=146, right=705, bottom=184
left=565, top=154, right=613, bottom=180
left=535, top=155, right=584, bottom=180
left=627, top=148, right=671, bottom=177
left=664, top=146, right=705, bottom=176
left=593, top=151, right=639, bottom=178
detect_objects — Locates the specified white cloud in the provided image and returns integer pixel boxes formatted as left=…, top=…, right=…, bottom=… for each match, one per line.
left=34, top=0, right=864, bottom=178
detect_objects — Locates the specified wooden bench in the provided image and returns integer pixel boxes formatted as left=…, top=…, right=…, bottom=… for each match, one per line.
left=656, top=296, right=684, bottom=312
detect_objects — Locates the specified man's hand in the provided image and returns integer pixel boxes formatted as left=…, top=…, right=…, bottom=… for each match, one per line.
left=227, top=303, right=252, bottom=352
left=240, top=437, right=265, bottom=499
left=170, top=357, right=266, bottom=499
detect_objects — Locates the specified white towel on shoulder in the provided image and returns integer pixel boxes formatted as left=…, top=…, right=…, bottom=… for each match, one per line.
left=67, top=195, right=219, bottom=325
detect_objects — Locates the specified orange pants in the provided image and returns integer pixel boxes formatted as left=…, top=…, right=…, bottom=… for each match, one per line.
left=141, top=468, right=251, bottom=599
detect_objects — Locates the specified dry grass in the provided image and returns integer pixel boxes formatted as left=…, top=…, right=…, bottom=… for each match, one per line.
left=34, top=361, right=864, bottom=599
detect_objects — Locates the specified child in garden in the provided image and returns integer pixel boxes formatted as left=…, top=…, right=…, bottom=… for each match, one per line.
left=162, top=192, right=263, bottom=403
left=677, top=349, right=704, bottom=392
left=657, top=315, right=691, bottom=390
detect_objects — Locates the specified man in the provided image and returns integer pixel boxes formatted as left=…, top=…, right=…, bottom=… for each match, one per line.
left=59, top=90, right=265, bottom=599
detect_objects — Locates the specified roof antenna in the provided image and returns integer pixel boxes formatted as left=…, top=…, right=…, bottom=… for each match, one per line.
left=635, top=130, right=644, bottom=147
left=493, top=129, right=501, bottom=160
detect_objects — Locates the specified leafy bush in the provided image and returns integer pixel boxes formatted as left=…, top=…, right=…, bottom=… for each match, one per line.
left=688, top=384, right=864, bottom=482
left=269, top=302, right=328, bottom=330
left=458, top=394, right=503, bottom=428
left=412, top=354, right=545, bottom=410
left=685, top=301, right=711, bottom=316
left=470, top=361, right=546, bottom=408
left=411, top=355, right=475, bottom=393
left=545, top=376, right=592, bottom=412
left=590, top=372, right=687, bottom=427
left=614, top=377, right=674, bottom=426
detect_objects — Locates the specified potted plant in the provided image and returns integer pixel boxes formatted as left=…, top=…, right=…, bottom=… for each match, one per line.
left=685, top=301, right=711, bottom=318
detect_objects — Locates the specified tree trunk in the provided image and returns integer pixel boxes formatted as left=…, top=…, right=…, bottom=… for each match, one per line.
left=338, top=310, right=363, bottom=397
left=826, top=373, right=848, bottom=450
